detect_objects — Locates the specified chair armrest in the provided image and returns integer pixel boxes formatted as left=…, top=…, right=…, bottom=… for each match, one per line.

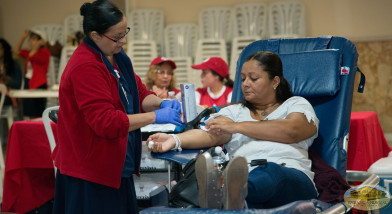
left=320, top=170, right=379, bottom=214
left=346, top=170, right=379, bottom=184
left=151, top=149, right=206, bottom=165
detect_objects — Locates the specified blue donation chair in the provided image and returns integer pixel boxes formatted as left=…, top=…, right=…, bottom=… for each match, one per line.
left=142, top=36, right=379, bottom=213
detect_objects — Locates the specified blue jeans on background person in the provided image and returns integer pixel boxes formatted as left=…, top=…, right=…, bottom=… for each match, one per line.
left=246, top=162, right=318, bottom=209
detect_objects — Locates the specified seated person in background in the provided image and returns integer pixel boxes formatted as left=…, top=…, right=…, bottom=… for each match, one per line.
left=192, top=57, right=234, bottom=108
left=14, top=29, right=50, bottom=118
left=0, top=38, right=22, bottom=108
left=148, top=51, right=319, bottom=209
left=145, top=57, right=181, bottom=100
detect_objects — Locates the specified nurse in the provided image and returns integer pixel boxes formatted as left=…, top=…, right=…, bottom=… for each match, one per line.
left=52, top=1, right=182, bottom=213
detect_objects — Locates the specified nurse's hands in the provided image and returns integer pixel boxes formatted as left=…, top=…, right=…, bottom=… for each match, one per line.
left=160, top=99, right=181, bottom=113
left=154, top=107, right=182, bottom=126
left=153, top=99, right=182, bottom=126
left=146, top=133, right=176, bottom=153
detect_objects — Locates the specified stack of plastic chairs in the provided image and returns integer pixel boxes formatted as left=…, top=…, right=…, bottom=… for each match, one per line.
left=195, top=6, right=232, bottom=87
left=54, top=14, right=83, bottom=85
left=127, top=9, right=164, bottom=80
left=268, top=0, right=305, bottom=38
left=230, top=2, right=267, bottom=78
left=0, top=79, right=20, bottom=131
left=164, top=23, right=199, bottom=87
left=57, top=46, right=77, bottom=84
left=63, top=14, right=83, bottom=46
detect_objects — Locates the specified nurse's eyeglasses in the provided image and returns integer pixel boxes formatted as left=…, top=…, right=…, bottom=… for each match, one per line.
left=103, top=27, right=131, bottom=43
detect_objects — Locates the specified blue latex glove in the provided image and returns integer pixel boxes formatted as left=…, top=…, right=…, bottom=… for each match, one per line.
left=154, top=108, right=183, bottom=126
left=160, top=100, right=181, bottom=113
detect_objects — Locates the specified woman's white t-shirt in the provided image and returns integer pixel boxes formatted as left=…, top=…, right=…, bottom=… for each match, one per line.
left=210, top=96, right=319, bottom=185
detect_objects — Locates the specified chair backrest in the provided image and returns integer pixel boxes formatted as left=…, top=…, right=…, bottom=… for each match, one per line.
left=164, top=23, right=198, bottom=58
left=198, top=6, right=232, bottom=42
left=42, top=105, right=60, bottom=153
left=63, top=14, right=83, bottom=46
left=128, top=9, right=164, bottom=55
left=229, top=36, right=260, bottom=79
left=232, top=2, right=268, bottom=38
left=31, top=24, right=64, bottom=46
left=170, top=56, right=195, bottom=88
left=127, top=40, right=158, bottom=81
left=194, top=39, right=228, bottom=88
left=268, top=0, right=305, bottom=38
left=194, top=39, right=228, bottom=64
left=232, top=37, right=362, bottom=176
left=0, top=84, right=6, bottom=117
left=57, top=46, right=77, bottom=83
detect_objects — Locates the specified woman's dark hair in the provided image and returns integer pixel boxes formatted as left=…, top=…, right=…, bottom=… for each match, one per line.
left=210, top=70, right=234, bottom=88
left=240, top=51, right=293, bottom=113
left=0, top=38, right=16, bottom=77
left=80, top=0, right=123, bottom=38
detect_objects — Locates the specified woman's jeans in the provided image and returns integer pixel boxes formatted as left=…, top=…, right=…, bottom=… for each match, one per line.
left=246, top=162, right=318, bottom=209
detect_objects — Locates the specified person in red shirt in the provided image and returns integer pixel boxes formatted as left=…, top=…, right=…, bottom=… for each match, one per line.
left=145, top=57, right=181, bottom=100
left=192, top=57, right=234, bottom=108
left=14, top=29, right=50, bottom=117
left=52, top=1, right=182, bottom=213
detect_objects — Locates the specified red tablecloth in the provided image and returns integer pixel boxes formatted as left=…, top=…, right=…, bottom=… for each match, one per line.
left=347, top=111, right=391, bottom=171
left=2, top=120, right=57, bottom=213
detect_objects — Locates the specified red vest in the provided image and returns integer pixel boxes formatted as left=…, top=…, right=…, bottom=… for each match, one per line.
left=197, top=86, right=233, bottom=107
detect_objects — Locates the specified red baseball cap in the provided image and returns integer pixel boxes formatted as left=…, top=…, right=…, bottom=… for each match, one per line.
left=150, top=57, right=176, bottom=69
left=191, top=57, right=229, bottom=78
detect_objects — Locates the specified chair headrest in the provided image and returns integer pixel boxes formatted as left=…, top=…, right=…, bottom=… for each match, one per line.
left=280, top=49, right=341, bottom=98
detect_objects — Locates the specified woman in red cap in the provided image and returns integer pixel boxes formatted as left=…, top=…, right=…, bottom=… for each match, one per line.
left=14, top=29, right=50, bottom=117
left=192, top=57, right=234, bottom=108
left=145, top=57, right=181, bottom=100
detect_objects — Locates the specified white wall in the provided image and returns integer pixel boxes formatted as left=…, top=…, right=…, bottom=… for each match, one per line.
left=0, top=0, right=391, bottom=47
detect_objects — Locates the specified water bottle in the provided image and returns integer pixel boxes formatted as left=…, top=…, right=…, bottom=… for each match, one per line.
left=212, top=146, right=227, bottom=165
left=168, top=91, right=176, bottom=100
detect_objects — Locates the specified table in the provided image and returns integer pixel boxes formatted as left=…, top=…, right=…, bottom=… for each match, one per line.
left=347, top=111, right=391, bottom=171
left=9, top=89, right=58, bottom=98
left=2, top=120, right=56, bottom=213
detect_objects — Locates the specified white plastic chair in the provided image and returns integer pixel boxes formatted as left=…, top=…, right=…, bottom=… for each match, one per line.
left=193, top=39, right=228, bottom=88
left=57, top=46, right=77, bottom=84
left=232, top=2, right=268, bottom=38
left=0, top=84, right=6, bottom=118
left=31, top=24, right=64, bottom=46
left=194, top=39, right=228, bottom=64
left=42, top=105, right=59, bottom=177
left=0, top=84, right=7, bottom=195
left=170, top=57, right=195, bottom=88
left=1, top=106, right=14, bottom=130
left=164, top=23, right=198, bottom=58
left=268, top=0, right=306, bottom=38
left=229, top=37, right=260, bottom=78
left=63, top=14, right=83, bottom=46
left=127, top=40, right=158, bottom=81
left=198, top=6, right=232, bottom=42
left=127, top=9, right=164, bottom=55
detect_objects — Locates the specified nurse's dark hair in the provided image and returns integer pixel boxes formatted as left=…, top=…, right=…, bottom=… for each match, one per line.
left=240, top=51, right=293, bottom=113
left=80, top=0, right=123, bottom=38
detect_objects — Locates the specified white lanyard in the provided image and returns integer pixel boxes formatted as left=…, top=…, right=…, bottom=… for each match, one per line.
left=114, top=68, right=129, bottom=104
